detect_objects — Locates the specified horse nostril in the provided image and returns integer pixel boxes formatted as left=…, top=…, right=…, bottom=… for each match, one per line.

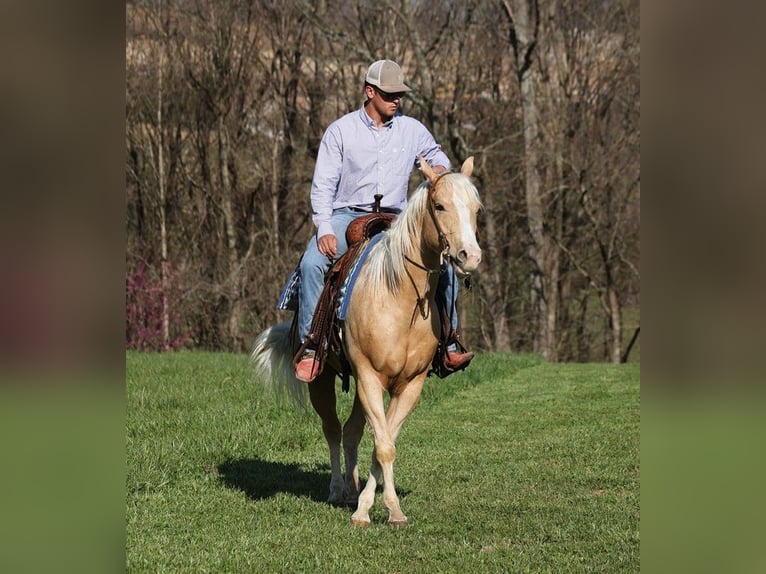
left=458, top=249, right=468, bottom=262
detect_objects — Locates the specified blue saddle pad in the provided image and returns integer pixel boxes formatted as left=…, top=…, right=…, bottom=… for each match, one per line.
left=276, top=265, right=300, bottom=311
left=337, top=233, right=384, bottom=320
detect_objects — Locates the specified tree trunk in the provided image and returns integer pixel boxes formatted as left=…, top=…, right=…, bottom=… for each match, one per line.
left=505, top=0, right=557, bottom=360
left=481, top=201, right=511, bottom=351
left=156, top=29, right=170, bottom=351
left=608, top=286, right=622, bottom=364
left=217, top=118, right=243, bottom=350
left=621, top=327, right=640, bottom=363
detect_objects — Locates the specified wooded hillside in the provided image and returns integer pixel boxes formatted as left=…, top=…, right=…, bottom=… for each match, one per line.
left=125, top=0, right=640, bottom=362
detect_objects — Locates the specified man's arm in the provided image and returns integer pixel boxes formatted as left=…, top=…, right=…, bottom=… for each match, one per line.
left=415, top=124, right=452, bottom=174
left=310, top=127, right=343, bottom=257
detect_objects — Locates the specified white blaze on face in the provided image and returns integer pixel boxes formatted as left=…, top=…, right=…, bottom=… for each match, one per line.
left=452, top=190, right=482, bottom=273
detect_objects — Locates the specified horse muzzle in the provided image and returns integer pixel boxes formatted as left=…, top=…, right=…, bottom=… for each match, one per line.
left=452, top=246, right=482, bottom=274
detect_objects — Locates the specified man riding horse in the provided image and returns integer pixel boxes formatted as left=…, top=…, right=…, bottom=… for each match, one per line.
left=292, top=59, right=475, bottom=383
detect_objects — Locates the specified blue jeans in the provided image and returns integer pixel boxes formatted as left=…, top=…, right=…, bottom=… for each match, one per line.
left=298, top=207, right=459, bottom=344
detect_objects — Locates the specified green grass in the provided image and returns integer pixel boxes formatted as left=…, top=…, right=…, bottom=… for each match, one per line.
left=127, top=351, right=639, bottom=572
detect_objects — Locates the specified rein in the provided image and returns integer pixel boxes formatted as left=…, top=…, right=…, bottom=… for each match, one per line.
left=403, top=255, right=440, bottom=274
left=403, top=255, right=441, bottom=322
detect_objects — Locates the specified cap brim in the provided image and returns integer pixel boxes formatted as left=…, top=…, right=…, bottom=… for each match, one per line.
left=377, top=83, right=412, bottom=93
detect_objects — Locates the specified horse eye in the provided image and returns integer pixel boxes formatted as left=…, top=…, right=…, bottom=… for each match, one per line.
left=434, top=203, right=445, bottom=211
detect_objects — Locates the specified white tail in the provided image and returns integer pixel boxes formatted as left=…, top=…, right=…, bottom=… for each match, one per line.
left=249, top=322, right=308, bottom=407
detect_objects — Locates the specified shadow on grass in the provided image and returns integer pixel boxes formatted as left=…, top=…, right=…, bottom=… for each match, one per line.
left=217, top=457, right=412, bottom=504
left=217, top=457, right=330, bottom=502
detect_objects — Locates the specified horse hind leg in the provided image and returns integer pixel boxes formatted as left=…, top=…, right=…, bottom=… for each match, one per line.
left=341, top=389, right=366, bottom=507
left=350, top=448, right=380, bottom=527
left=352, top=439, right=406, bottom=527
left=308, top=371, right=344, bottom=506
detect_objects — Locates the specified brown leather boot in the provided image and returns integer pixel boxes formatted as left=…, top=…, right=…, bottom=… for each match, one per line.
left=445, top=349, right=475, bottom=370
left=295, top=350, right=320, bottom=383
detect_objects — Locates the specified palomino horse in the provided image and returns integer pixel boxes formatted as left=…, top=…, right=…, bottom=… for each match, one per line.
left=251, top=156, right=482, bottom=526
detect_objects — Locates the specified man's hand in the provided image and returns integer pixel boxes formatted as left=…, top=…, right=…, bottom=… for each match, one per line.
left=317, top=233, right=338, bottom=259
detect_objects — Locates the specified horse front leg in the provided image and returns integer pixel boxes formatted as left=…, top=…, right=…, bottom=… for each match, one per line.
left=381, top=374, right=427, bottom=525
left=308, top=371, right=344, bottom=506
left=350, top=371, right=405, bottom=527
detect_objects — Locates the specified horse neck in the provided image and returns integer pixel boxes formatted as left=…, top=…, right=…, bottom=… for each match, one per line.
left=369, top=186, right=440, bottom=296
left=392, top=185, right=439, bottom=272
left=408, top=235, right=442, bottom=274
left=398, top=215, right=443, bottom=295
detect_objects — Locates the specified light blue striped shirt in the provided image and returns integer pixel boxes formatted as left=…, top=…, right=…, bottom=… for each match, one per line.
left=310, top=104, right=452, bottom=238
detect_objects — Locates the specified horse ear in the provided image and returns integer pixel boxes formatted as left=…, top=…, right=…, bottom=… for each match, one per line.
left=461, top=156, right=474, bottom=177
left=419, top=155, right=439, bottom=183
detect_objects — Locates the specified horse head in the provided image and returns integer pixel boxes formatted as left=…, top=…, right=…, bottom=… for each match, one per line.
left=420, top=156, right=483, bottom=274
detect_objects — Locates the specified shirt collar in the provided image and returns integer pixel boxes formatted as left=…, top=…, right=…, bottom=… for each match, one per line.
left=359, top=104, right=397, bottom=129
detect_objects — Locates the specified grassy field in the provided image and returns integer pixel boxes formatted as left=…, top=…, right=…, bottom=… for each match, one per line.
left=127, top=351, right=639, bottom=573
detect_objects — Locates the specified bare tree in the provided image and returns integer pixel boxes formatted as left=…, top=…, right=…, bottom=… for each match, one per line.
left=493, top=0, right=639, bottom=361
left=544, top=0, right=640, bottom=362
left=498, top=0, right=563, bottom=359
left=125, top=0, right=639, bottom=361
left=126, top=0, right=189, bottom=350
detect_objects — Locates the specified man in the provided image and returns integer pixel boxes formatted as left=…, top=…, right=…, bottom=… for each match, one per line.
left=295, top=59, right=473, bottom=382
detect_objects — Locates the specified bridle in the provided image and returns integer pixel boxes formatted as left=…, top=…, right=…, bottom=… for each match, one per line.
left=402, top=172, right=455, bottom=321
left=403, top=172, right=452, bottom=272
left=426, top=172, right=452, bottom=259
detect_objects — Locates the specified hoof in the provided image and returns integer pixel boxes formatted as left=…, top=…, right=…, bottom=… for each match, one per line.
left=327, top=489, right=345, bottom=507
left=350, top=515, right=371, bottom=528
left=387, top=518, right=409, bottom=527
left=328, top=482, right=346, bottom=506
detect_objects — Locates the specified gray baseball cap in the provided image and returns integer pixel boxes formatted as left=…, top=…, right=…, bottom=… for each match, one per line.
left=365, top=60, right=412, bottom=93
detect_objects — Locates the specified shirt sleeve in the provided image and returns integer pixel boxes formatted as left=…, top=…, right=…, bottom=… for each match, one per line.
left=416, top=122, right=452, bottom=172
left=310, top=125, right=343, bottom=238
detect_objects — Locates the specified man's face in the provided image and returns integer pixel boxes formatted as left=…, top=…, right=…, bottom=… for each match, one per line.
left=366, top=85, right=406, bottom=119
